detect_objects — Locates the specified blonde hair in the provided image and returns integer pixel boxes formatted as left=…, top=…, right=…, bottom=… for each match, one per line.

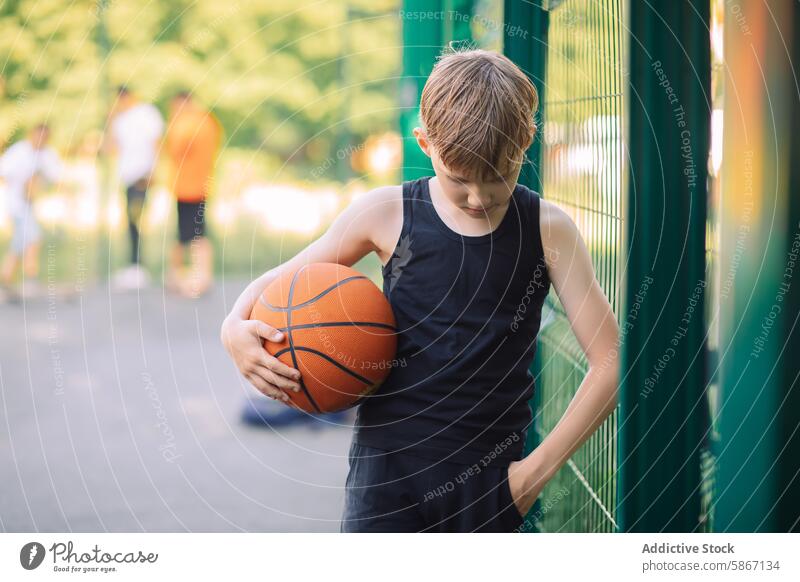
left=420, top=47, right=539, bottom=181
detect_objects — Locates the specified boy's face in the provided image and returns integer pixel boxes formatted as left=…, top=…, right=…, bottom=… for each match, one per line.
left=170, top=95, right=193, bottom=117
left=414, top=128, right=521, bottom=219
left=29, top=127, right=50, bottom=149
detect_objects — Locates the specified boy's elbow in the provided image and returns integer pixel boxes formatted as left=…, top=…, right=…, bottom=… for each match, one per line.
left=588, top=349, right=620, bottom=408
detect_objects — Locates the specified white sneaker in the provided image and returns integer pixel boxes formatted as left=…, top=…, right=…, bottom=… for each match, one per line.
left=112, top=265, right=151, bottom=291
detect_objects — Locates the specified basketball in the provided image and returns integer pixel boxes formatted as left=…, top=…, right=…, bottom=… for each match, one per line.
left=250, top=262, right=397, bottom=413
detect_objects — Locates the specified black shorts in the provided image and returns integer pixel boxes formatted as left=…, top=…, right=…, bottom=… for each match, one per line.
left=340, top=442, right=526, bottom=532
left=177, top=200, right=207, bottom=244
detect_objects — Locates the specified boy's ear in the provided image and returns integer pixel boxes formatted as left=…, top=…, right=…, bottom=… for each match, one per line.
left=412, top=127, right=432, bottom=158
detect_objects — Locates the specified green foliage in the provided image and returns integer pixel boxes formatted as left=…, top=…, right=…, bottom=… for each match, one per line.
left=0, top=0, right=401, bottom=180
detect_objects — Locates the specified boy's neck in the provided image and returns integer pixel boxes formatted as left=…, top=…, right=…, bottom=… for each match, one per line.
left=428, top=176, right=510, bottom=237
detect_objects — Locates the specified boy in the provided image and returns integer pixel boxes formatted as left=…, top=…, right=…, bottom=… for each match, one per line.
left=221, top=48, right=620, bottom=532
left=164, top=90, right=222, bottom=298
left=0, top=124, right=62, bottom=297
left=108, top=85, right=164, bottom=290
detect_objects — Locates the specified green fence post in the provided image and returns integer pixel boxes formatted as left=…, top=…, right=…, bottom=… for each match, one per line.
left=503, top=0, right=548, bottom=532
left=400, top=0, right=442, bottom=180
left=618, top=0, right=710, bottom=532
left=443, top=0, right=473, bottom=46
left=401, top=0, right=472, bottom=182
left=503, top=0, right=547, bottom=193
left=715, top=0, right=800, bottom=532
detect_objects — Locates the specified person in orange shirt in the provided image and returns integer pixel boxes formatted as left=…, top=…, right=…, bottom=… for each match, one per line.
left=165, top=91, right=222, bottom=298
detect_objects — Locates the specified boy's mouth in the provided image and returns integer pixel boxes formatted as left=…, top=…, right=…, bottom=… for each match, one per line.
left=463, top=205, right=495, bottom=217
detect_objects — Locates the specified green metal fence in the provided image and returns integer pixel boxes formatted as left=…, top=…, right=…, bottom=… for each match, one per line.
left=400, top=0, right=800, bottom=534
left=620, top=0, right=710, bottom=532
left=504, top=0, right=719, bottom=534
left=509, top=0, right=624, bottom=533
left=399, top=0, right=625, bottom=533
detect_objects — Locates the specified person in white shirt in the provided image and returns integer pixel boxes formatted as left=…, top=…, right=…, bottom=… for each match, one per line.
left=0, top=124, right=62, bottom=292
left=109, top=86, right=164, bottom=290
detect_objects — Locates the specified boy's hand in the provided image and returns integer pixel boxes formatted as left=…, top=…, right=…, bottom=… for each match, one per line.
left=221, top=316, right=302, bottom=402
left=507, top=455, right=550, bottom=517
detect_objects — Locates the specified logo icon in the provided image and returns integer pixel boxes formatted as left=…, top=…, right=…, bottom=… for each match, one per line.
left=387, top=235, right=412, bottom=293
left=20, top=542, right=46, bottom=570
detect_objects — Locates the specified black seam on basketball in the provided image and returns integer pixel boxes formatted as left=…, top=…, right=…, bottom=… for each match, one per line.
left=276, top=321, right=397, bottom=333
left=259, top=275, right=368, bottom=312
left=291, top=347, right=374, bottom=386
left=286, top=266, right=322, bottom=413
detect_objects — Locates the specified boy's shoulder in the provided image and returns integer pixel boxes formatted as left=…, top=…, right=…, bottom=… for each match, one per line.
left=539, top=198, right=570, bottom=226
left=364, top=183, right=403, bottom=201
left=539, top=198, right=584, bottom=266
left=348, top=184, right=402, bottom=216
left=344, top=184, right=403, bottom=259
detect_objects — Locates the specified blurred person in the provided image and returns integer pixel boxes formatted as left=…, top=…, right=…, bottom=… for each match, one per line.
left=164, top=91, right=222, bottom=298
left=109, top=85, right=164, bottom=290
left=0, top=124, right=62, bottom=298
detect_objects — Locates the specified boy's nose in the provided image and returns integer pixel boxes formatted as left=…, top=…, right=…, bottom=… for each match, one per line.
left=466, top=195, right=493, bottom=209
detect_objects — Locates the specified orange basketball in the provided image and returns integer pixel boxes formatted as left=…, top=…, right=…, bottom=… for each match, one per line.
left=250, top=263, right=397, bottom=413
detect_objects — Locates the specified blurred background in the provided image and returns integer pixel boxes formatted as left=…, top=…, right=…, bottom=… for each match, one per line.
left=0, top=0, right=409, bottom=282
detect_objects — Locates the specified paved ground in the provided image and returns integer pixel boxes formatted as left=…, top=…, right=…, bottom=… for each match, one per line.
left=0, top=279, right=353, bottom=532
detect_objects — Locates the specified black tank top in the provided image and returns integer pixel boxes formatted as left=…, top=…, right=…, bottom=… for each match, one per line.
left=354, top=177, right=551, bottom=465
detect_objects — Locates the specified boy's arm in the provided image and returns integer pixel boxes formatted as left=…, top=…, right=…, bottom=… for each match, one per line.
left=508, top=200, right=621, bottom=515
left=221, top=186, right=401, bottom=401
left=103, top=112, right=119, bottom=156
left=41, top=149, right=64, bottom=185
